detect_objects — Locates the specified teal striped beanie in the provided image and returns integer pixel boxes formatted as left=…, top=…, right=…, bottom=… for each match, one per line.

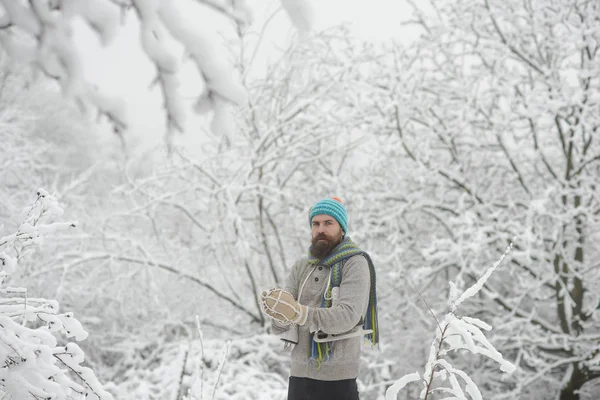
left=309, top=197, right=348, bottom=234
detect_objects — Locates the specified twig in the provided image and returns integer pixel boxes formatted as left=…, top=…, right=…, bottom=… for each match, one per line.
left=195, top=316, right=204, bottom=400
left=211, top=340, right=230, bottom=400
left=410, top=281, right=443, bottom=336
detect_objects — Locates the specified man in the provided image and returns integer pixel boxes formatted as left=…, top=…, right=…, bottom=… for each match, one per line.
left=261, top=197, right=379, bottom=400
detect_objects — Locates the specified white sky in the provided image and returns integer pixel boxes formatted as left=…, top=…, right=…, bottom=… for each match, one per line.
left=314, top=0, right=413, bottom=39
left=75, top=0, right=415, bottom=152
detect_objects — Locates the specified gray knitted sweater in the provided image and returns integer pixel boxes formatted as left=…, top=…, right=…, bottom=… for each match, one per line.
left=271, top=255, right=371, bottom=381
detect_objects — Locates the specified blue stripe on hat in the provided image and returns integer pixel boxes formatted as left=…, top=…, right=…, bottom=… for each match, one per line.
left=309, top=198, right=348, bottom=234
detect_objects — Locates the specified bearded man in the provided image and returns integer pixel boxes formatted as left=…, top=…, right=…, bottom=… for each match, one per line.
left=261, top=197, right=379, bottom=400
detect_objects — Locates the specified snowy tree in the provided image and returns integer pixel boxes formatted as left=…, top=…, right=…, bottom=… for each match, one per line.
left=112, top=329, right=289, bottom=400
left=0, top=0, right=313, bottom=143
left=8, top=27, right=383, bottom=393
left=0, top=58, right=103, bottom=236
left=362, top=0, right=600, bottom=398
left=0, top=190, right=113, bottom=399
left=9, top=2, right=599, bottom=398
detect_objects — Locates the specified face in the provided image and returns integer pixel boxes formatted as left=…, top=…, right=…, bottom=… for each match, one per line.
left=310, top=214, right=344, bottom=259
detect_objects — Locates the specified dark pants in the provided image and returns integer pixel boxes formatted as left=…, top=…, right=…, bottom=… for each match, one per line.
left=288, top=377, right=359, bottom=400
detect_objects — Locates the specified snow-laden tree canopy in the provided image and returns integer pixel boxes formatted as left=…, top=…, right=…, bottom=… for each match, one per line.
left=0, top=0, right=313, bottom=141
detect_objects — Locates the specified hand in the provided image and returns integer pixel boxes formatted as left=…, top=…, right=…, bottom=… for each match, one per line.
left=260, top=288, right=308, bottom=326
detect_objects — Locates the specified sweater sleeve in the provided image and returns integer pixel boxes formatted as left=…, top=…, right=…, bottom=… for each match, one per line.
left=305, top=255, right=370, bottom=335
left=270, top=259, right=300, bottom=335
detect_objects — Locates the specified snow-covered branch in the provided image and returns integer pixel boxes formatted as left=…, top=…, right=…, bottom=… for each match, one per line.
left=0, top=0, right=314, bottom=143
left=386, top=243, right=517, bottom=400
left=0, top=189, right=113, bottom=400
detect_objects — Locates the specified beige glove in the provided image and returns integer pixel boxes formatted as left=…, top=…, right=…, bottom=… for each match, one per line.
left=261, top=288, right=308, bottom=326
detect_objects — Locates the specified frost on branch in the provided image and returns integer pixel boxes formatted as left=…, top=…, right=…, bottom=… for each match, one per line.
left=386, top=242, right=517, bottom=400
left=113, top=320, right=288, bottom=399
left=0, top=190, right=113, bottom=400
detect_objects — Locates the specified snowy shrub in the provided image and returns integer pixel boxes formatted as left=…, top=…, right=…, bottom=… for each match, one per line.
left=0, top=189, right=113, bottom=399
left=112, top=325, right=288, bottom=400
left=386, top=242, right=517, bottom=400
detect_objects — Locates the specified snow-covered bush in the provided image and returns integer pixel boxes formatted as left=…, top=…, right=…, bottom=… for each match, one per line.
left=386, top=242, right=517, bottom=400
left=0, top=189, right=113, bottom=399
left=112, top=327, right=289, bottom=400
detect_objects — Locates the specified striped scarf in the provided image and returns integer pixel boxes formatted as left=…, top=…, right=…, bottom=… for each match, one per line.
left=307, top=237, right=379, bottom=367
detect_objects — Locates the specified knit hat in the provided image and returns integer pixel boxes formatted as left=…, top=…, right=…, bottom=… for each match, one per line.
left=309, top=197, right=348, bottom=234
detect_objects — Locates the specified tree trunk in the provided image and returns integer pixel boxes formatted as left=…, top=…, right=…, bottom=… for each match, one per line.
left=560, top=364, right=588, bottom=400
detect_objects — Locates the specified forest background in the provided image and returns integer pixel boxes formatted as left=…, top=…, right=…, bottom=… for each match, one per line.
left=0, top=0, right=599, bottom=399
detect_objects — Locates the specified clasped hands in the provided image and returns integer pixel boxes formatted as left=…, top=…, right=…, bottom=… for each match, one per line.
left=260, top=288, right=308, bottom=326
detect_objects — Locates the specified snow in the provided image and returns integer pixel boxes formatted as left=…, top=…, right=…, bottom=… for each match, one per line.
left=388, top=244, right=518, bottom=399
left=385, top=372, right=421, bottom=400
left=0, top=1, right=598, bottom=399
left=280, top=0, right=313, bottom=34
left=0, top=1, right=40, bottom=35
left=159, top=1, right=248, bottom=105
left=452, top=240, right=515, bottom=312
left=0, top=190, right=112, bottom=399
left=62, top=0, right=121, bottom=45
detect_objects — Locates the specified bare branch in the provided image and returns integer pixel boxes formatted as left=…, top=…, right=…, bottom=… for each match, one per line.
left=496, top=133, right=531, bottom=196
left=483, top=0, right=545, bottom=75
left=572, top=153, right=600, bottom=177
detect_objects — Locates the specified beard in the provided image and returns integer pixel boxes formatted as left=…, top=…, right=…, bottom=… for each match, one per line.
left=310, top=232, right=343, bottom=259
